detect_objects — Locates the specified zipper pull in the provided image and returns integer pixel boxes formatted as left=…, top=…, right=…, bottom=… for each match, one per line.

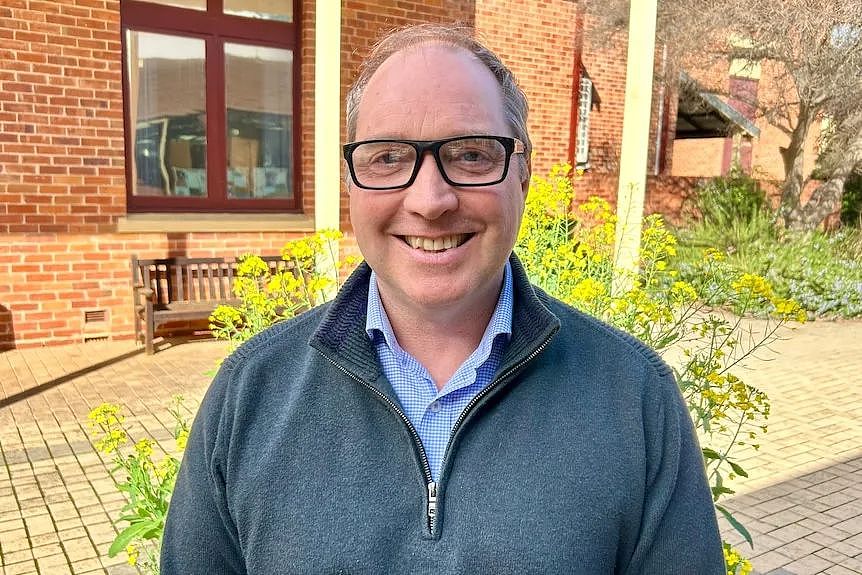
left=427, top=482, right=438, bottom=527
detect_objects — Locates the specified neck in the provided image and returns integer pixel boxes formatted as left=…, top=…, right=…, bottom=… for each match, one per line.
left=377, top=278, right=503, bottom=390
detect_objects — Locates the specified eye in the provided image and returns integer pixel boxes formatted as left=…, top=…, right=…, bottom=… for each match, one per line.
left=354, top=143, right=414, bottom=173
left=457, top=150, right=486, bottom=163
left=443, top=138, right=503, bottom=173
left=372, top=149, right=408, bottom=165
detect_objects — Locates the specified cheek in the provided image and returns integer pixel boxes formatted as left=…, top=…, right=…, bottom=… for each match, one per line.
left=501, top=197, right=525, bottom=237
left=349, top=194, right=375, bottom=228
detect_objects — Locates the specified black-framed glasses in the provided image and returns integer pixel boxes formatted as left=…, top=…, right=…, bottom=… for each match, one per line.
left=343, top=135, right=525, bottom=190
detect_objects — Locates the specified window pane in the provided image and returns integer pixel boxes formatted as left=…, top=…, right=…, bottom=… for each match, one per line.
left=127, top=31, right=207, bottom=197
left=134, top=0, right=205, bottom=10
left=224, top=0, right=293, bottom=22
left=225, top=43, right=293, bottom=199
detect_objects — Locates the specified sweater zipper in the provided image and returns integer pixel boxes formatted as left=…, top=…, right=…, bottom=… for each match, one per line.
left=317, top=325, right=556, bottom=537
left=314, top=349, right=437, bottom=533
left=430, top=328, right=558, bottom=536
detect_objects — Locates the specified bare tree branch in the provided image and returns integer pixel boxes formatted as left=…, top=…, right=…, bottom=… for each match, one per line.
left=583, top=0, right=862, bottom=229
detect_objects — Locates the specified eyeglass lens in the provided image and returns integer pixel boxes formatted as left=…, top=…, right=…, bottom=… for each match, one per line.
left=350, top=137, right=509, bottom=188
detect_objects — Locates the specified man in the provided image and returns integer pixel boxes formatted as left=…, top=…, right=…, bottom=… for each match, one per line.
left=162, top=24, right=725, bottom=574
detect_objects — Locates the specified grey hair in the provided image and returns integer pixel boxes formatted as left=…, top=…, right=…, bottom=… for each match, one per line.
left=345, top=23, right=531, bottom=180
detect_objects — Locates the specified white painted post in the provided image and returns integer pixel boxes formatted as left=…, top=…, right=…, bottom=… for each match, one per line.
left=314, top=2, right=342, bottom=298
left=613, top=0, right=658, bottom=293
left=314, top=0, right=342, bottom=234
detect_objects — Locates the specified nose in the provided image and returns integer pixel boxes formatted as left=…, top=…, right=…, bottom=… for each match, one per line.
left=402, top=151, right=458, bottom=220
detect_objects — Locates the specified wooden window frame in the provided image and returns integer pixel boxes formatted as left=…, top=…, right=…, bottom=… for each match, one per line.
left=121, top=0, right=301, bottom=213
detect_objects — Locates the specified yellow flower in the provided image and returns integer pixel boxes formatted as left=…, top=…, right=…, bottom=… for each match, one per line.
left=126, top=544, right=139, bottom=566
left=95, top=429, right=127, bottom=454
left=704, top=248, right=725, bottom=262
left=133, top=439, right=154, bottom=459
left=87, top=403, right=124, bottom=429
left=772, top=298, right=806, bottom=323
left=670, top=281, right=697, bottom=304
left=732, top=273, right=773, bottom=299
left=318, top=228, right=342, bottom=241
left=154, top=456, right=179, bottom=482
left=571, top=277, right=606, bottom=302
left=176, top=430, right=189, bottom=450
left=236, top=254, right=269, bottom=277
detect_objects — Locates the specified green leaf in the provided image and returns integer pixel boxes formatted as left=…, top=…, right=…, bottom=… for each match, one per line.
left=108, top=521, right=153, bottom=557
left=716, top=504, right=753, bottom=548
left=702, top=447, right=722, bottom=460
left=711, top=485, right=735, bottom=500
left=729, top=460, right=749, bottom=478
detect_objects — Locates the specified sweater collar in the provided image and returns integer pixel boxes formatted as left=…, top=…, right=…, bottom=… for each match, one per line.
left=309, top=253, right=560, bottom=395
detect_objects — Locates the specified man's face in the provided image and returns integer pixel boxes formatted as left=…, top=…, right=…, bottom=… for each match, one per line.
left=349, top=44, right=528, bottom=315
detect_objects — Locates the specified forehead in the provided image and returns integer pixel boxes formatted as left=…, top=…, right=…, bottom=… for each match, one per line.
left=355, top=43, right=508, bottom=140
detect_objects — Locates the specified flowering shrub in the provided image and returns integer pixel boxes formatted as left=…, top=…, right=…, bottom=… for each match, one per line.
left=517, top=164, right=805, bottom=569
left=87, top=397, right=191, bottom=574
left=209, top=229, right=359, bottom=351
left=676, top=174, right=862, bottom=319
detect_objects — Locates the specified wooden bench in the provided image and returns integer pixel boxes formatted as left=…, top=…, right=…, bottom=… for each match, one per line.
left=131, top=255, right=287, bottom=354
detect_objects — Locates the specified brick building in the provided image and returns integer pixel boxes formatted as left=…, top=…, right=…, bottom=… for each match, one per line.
left=0, top=0, right=804, bottom=350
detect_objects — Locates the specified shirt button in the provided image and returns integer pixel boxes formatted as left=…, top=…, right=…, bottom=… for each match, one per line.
left=430, top=401, right=442, bottom=413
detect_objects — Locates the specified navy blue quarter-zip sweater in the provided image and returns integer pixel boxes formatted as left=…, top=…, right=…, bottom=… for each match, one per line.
left=161, top=255, right=725, bottom=574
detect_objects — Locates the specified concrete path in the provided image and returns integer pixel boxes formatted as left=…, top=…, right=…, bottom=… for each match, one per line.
left=0, top=319, right=860, bottom=574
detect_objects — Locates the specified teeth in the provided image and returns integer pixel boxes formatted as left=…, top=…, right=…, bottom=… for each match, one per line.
left=405, top=235, right=465, bottom=251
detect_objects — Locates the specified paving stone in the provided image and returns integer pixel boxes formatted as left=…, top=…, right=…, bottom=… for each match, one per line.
left=821, top=565, right=861, bottom=575
left=823, top=502, right=862, bottom=522
left=23, top=513, right=56, bottom=537
left=832, top=514, right=862, bottom=536
left=813, top=547, right=861, bottom=570
left=751, top=549, right=794, bottom=571
left=2, top=560, right=39, bottom=575
left=770, top=523, right=816, bottom=543
left=762, top=506, right=810, bottom=528
left=779, top=553, right=834, bottom=575
left=63, top=536, right=98, bottom=562
left=776, top=536, right=825, bottom=560
left=1, top=549, right=34, bottom=566
left=71, top=557, right=106, bottom=573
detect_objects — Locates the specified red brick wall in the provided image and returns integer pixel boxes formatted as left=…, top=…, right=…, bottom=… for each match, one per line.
left=0, top=0, right=318, bottom=349
left=672, top=138, right=726, bottom=177
left=573, top=171, right=701, bottom=226
left=0, top=0, right=125, bottom=235
left=475, top=0, right=577, bottom=176
left=575, top=14, right=673, bottom=180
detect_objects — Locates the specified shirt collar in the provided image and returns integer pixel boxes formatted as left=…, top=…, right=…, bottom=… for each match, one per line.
left=365, top=261, right=514, bottom=353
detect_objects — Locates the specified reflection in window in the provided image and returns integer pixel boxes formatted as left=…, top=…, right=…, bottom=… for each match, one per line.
left=225, top=44, right=293, bottom=199
left=135, top=0, right=206, bottom=10
left=224, top=0, right=292, bottom=22
left=127, top=31, right=207, bottom=197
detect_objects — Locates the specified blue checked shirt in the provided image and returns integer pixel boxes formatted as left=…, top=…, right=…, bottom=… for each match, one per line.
left=366, top=262, right=513, bottom=482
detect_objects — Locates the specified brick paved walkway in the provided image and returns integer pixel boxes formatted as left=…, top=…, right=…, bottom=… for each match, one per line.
left=0, top=320, right=861, bottom=574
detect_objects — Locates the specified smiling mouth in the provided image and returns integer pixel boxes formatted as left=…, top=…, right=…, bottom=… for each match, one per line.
left=401, top=234, right=471, bottom=252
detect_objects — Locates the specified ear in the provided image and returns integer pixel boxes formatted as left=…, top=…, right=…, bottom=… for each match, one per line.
left=521, top=156, right=531, bottom=197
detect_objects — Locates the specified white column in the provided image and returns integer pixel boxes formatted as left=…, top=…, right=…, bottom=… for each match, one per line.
left=613, top=0, right=658, bottom=291
left=314, top=0, right=342, bottom=233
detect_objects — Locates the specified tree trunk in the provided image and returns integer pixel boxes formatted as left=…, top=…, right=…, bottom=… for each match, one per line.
left=778, top=103, right=814, bottom=228
left=788, top=128, right=862, bottom=230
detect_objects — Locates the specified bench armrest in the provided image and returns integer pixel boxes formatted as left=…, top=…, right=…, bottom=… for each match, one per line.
left=137, top=287, right=155, bottom=299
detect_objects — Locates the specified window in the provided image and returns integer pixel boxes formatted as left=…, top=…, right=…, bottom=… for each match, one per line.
left=122, top=0, right=299, bottom=212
